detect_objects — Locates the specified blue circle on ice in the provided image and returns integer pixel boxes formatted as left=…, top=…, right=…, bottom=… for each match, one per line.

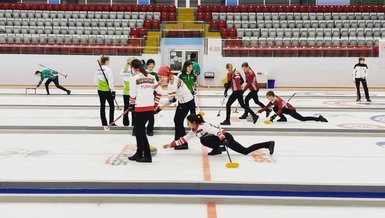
left=370, top=115, right=385, bottom=124
left=376, top=142, right=385, bottom=148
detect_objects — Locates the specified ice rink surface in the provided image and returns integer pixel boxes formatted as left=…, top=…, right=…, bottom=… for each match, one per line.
left=0, top=88, right=385, bottom=217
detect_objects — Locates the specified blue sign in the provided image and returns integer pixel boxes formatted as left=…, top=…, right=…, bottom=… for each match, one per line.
left=138, top=0, right=150, bottom=5
left=48, top=0, right=60, bottom=4
left=226, top=0, right=237, bottom=6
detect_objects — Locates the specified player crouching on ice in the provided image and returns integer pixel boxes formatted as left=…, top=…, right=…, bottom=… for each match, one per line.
left=163, top=114, right=275, bottom=156
left=259, top=91, right=328, bottom=123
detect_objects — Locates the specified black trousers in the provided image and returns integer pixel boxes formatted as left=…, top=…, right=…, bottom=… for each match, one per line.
left=355, top=78, right=370, bottom=100
left=174, top=100, right=195, bottom=142
left=132, top=111, right=154, bottom=133
left=226, top=91, right=256, bottom=121
left=243, top=90, right=266, bottom=115
left=98, top=90, right=114, bottom=126
left=45, top=76, right=69, bottom=94
left=273, top=107, right=320, bottom=122
left=190, top=95, right=197, bottom=115
left=200, top=133, right=270, bottom=155
left=134, top=111, right=152, bottom=159
left=123, top=95, right=135, bottom=126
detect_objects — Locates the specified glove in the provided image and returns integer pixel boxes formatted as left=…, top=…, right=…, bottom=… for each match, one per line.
left=169, top=97, right=176, bottom=103
left=224, top=89, right=228, bottom=98
left=224, top=82, right=231, bottom=89
left=154, top=107, right=162, bottom=114
left=270, top=114, right=277, bottom=122
left=111, top=91, right=116, bottom=99
left=128, top=104, right=134, bottom=112
left=222, top=139, right=229, bottom=147
left=192, top=89, right=196, bottom=96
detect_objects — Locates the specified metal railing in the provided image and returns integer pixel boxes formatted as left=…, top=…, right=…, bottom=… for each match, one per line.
left=161, top=21, right=206, bottom=38
left=222, top=45, right=378, bottom=57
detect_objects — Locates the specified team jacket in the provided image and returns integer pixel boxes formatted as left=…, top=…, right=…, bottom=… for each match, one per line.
left=120, top=68, right=132, bottom=95
left=168, top=75, right=194, bottom=104
left=243, top=69, right=260, bottom=91
left=149, top=71, right=159, bottom=81
left=95, top=65, right=114, bottom=92
left=129, top=73, right=162, bottom=112
left=37, top=69, right=57, bottom=86
left=353, top=63, right=368, bottom=81
left=258, top=96, right=295, bottom=116
left=170, top=123, right=226, bottom=147
left=227, top=69, right=243, bottom=91
left=178, top=72, right=197, bottom=92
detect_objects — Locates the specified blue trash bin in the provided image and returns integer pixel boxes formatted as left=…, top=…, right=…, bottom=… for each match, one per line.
left=267, top=79, right=275, bottom=89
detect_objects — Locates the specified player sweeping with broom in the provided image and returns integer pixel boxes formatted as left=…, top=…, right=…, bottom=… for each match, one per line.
left=259, top=91, right=328, bottom=123
left=155, top=65, right=196, bottom=150
left=163, top=114, right=275, bottom=156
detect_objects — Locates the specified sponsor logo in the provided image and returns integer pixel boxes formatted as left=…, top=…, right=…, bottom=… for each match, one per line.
left=0, top=148, right=49, bottom=159
left=105, top=145, right=136, bottom=166
left=250, top=150, right=273, bottom=163
left=376, top=142, right=385, bottom=148
left=370, top=115, right=385, bottom=124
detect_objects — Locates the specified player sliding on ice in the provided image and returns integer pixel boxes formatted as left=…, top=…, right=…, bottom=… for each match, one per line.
left=164, top=114, right=275, bottom=156
left=259, top=91, right=328, bottom=123
left=34, top=68, right=71, bottom=95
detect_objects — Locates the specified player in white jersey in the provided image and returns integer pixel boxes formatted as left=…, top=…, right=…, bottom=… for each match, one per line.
left=155, top=65, right=195, bottom=150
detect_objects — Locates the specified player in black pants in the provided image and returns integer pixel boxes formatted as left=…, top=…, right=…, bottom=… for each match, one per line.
left=128, top=59, right=162, bottom=163
left=239, top=62, right=270, bottom=119
left=258, top=91, right=328, bottom=123
left=164, top=114, right=275, bottom=156
left=221, top=63, right=258, bottom=125
left=353, top=57, right=371, bottom=102
left=156, top=65, right=196, bottom=150
left=95, top=56, right=115, bottom=129
left=35, top=69, right=70, bottom=95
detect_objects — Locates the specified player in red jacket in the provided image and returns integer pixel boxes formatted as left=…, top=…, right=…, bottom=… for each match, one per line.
left=258, top=91, right=328, bottom=123
left=239, top=62, right=270, bottom=119
left=221, top=63, right=258, bottom=125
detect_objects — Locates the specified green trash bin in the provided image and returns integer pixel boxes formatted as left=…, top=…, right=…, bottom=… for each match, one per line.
left=267, top=79, right=275, bottom=89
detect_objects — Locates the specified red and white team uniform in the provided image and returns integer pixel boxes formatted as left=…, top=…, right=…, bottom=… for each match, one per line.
left=258, top=96, right=295, bottom=116
left=129, top=73, right=162, bottom=112
left=170, top=123, right=226, bottom=147
left=243, top=69, right=260, bottom=91
left=168, top=75, right=193, bottom=103
left=227, top=69, right=243, bottom=91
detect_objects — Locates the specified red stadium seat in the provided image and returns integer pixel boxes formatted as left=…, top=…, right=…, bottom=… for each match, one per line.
left=154, top=5, right=161, bottom=12
left=196, top=12, right=204, bottom=21
left=152, top=20, right=160, bottom=30
left=139, top=28, right=147, bottom=37
left=144, top=19, right=152, bottom=29
left=210, top=20, right=219, bottom=31
left=130, top=28, right=139, bottom=37
left=161, top=12, right=169, bottom=21
left=204, top=12, right=211, bottom=22
left=218, top=20, right=226, bottom=29
left=220, top=28, right=229, bottom=38
left=229, top=28, right=237, bottom=38
left=169, top=12, right=176, bottom=21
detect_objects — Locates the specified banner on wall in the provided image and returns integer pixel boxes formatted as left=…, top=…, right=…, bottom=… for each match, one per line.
left=207, top=38, right=222, bottom=56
